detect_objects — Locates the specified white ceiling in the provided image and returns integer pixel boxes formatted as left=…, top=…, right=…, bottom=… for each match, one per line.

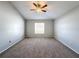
left=11, top=1, right=79, bottom=20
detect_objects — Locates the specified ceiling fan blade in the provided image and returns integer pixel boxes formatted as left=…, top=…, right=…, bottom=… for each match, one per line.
left=30, top=9, right=35, bottom=11
left=42, top=10, right=46, bottom=12
left=41, top=4, right=47, bottom=8
left=37, top=3, right=41, bottom=8
left=33, top=3, right=37, bottom=7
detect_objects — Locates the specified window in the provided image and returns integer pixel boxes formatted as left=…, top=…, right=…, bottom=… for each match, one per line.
left=35, top=23, right=45, bottom=34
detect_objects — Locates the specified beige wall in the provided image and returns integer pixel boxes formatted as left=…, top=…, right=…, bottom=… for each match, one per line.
left=26, top=20, right=54, bottom=38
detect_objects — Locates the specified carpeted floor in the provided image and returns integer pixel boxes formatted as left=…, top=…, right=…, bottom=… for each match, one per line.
left=0, top=38, right=79, bottom=58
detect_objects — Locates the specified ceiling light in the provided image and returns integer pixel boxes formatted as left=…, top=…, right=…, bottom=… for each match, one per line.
left=30, top=1, right=47, bottom=13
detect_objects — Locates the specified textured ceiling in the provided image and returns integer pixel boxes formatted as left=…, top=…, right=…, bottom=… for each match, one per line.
left=11, top=1, right=79, bottom=20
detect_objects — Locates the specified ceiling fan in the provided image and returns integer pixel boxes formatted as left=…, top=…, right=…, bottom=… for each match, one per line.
left=31, top=1, right=47, bottom=13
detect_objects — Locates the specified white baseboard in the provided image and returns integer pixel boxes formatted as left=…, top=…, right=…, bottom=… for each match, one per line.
left=0, top=38, right=23, bottom=54
left=57, top=38, right=79, bottom=54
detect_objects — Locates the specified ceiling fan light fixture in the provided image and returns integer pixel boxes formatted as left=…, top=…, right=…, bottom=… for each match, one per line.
left=36, top=8, right=41, bottom=13
left=30, top=1, right=47, bottom=13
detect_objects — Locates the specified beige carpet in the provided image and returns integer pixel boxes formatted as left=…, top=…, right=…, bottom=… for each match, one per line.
left=0, top=38, right=79, bottom=58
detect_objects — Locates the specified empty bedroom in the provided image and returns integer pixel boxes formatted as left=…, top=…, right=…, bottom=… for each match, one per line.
left=0, top=1, right=79, bottom=58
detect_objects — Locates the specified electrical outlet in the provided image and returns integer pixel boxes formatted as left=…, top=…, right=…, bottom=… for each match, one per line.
left=9, top=40, right=11, bottom=43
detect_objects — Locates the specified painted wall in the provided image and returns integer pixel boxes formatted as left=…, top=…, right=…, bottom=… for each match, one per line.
left=26, top=20, right=54, bottom=37
left=55, top=6, right=79, bottom=54
left=0, top=2, right=24, bottom=53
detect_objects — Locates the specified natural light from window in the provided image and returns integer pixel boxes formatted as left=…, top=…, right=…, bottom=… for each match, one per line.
left=35, top=23, right=45, bottom=34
